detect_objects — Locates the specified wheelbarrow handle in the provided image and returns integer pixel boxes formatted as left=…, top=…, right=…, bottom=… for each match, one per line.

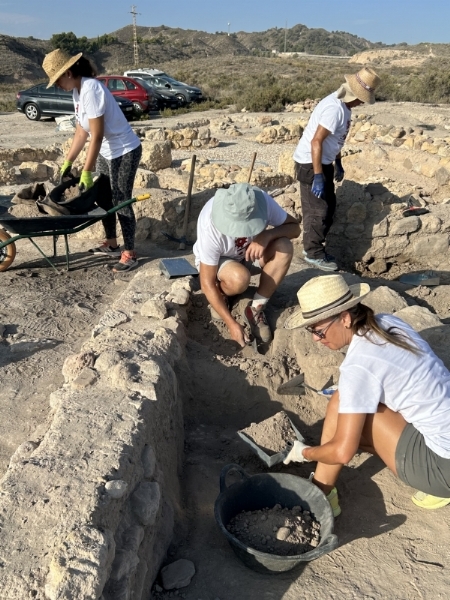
left=134, top=193, right=151, bottom=202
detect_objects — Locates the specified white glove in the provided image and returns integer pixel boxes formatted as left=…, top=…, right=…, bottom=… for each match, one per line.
left=283, top=440, right=311, bottom=464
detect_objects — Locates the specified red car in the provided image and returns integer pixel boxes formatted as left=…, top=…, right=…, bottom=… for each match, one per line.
left=97, top=75, right=155, bottom=115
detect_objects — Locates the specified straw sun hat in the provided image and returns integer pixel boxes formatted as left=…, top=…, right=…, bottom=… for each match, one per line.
left=284, top=274, right=370, bottom=330
left=42, top=49, right=83, bottom=88
left=344, top=67, right=381, bottom=105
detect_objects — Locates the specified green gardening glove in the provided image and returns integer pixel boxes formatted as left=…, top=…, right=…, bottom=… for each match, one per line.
left=79, top=170, right=94, bottom=191
left=60, top=159, right=73, bottom=183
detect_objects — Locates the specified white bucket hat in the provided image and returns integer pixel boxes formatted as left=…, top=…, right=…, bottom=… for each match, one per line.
left=43, top=48, right=83, bottom=88
left=344, top=67, right=381, bottom=105
left=211, top=183, right=268, bottom=238
left=284, top=274, right=370, bottom=330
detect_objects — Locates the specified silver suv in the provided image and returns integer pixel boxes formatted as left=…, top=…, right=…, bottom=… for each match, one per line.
left=123, top=69, right=202, bottom=104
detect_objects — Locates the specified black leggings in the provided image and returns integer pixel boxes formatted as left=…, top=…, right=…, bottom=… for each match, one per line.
left=96, top=144, right=142, bottom=251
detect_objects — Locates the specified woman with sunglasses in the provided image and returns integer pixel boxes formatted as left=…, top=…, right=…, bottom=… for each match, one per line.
left=284, top=274, right=450, bottom=517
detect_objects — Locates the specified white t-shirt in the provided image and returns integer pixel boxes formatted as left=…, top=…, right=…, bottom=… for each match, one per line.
left=338, top=314, right=450, bottom=458
left=72, top=78, right=140, bottom=160
left=193, top=191, right=288, bottom=267
left=293, top=92, right=352, bottom=165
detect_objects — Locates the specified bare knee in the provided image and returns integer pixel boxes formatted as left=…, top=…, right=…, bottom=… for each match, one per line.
left=264, top=237, right=294, bottom=263
left=219, top=264, right=250, bottom=295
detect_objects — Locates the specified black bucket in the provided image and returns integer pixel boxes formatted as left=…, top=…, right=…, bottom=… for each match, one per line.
left=214, top=464, right=339, bottom=574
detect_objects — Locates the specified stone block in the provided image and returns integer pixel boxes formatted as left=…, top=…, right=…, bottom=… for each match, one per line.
left=141, top=299, right=168, bottom=319
left=131, top=482, right=161, bottom=526
left=45, top=527, right=115, bottom=600
left=436, top=166, right=450, bottom=186
left=346, top=201, right=367, bottom=223
left=141, top=140, right=172, bottom=172
left=410, top=234, right=449, bottom=257
left=363, top=286, right=408, bottom=314
left=390, top=216, right=420, bottom=235
left=62, top=351, right=95, bottom=383
left=161, top=559, right=195, bottom=590
left=420, top=214, right=441, bottom=234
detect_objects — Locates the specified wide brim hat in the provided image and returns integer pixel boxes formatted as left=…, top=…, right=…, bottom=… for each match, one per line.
left=43, top=49, right=83, bottom=88
left=344, top=67, right=381, bottom=105
left=211, top=183, right=268, bottom=238
left=284, top=274, right=371, bottom=330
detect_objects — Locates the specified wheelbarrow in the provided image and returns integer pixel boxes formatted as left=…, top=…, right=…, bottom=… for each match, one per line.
left=0, top=193, right=150, bottom=272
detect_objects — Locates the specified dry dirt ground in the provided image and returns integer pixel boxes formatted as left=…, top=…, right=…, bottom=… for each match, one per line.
left=1, top=107, right=449, bottom=600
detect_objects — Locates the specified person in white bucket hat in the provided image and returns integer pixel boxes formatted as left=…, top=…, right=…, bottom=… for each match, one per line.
left=193, top=183, right=300, bottom=347
left=293, top=67, right=381, bottom=272
left=284, top=274, right=450, bottom=516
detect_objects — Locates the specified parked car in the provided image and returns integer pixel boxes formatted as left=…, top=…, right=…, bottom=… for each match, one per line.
left=96, top=75, right=155, bottom=115
left=16, top=83, right=136, bottom=121
left=123, top=69, right=203, bottom=104
left=131, top=77, right=182, bottom=110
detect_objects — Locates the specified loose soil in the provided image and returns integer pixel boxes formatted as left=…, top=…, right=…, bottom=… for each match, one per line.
left=227, top=504, right=321, bottom=555
left=240, top=410, right=297, bottom=455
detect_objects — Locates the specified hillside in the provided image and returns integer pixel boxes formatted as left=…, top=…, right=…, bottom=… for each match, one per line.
left=0, top=23, right=386, bottom=84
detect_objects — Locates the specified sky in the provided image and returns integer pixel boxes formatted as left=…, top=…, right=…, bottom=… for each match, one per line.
left=0, top=0, right=449, bottom=46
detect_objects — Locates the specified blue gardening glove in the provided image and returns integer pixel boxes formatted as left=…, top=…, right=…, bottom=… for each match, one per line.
left=334, top=158, right=345, bottom=183
left=60, top=159, right=73, bottom=183
left=79, top=170, right=94, bottom=191
left=311, top=173, right=325, bottom=199
left=283, top=440, right=311, bottom=465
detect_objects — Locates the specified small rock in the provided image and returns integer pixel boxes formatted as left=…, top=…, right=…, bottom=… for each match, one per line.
left=141, top=298, right=168, bottom=319
left=105, top=480, right=128, bottom=499
left=71, top=367, right=98, bottom=389
left=155, top=584, right=163, bottom=592
left=276, top=527, right=290, bottom=541
left=161, top=559, right=195, bottom=590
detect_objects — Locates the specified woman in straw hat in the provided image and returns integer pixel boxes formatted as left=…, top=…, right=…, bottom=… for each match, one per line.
left=42, top=49, right=142, bottom=272
left=293, top=67, right=380, bottom=273
left=284, top=274, right=450, bottom=516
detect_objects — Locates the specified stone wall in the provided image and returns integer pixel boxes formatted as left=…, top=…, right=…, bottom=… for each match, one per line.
left=144, top=126, right=219, bottom=150
left=0, top=265, right=195, bottom=599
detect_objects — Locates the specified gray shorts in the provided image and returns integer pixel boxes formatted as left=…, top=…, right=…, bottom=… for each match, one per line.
left=217, top=256, right=261, bottom=279
left=395, top=423, right=450, bottom=497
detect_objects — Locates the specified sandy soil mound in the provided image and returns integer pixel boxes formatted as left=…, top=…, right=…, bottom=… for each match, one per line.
left=349, top=48, right=429, bottom=67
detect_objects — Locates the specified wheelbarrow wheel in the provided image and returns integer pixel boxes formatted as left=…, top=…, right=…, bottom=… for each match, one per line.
left=0, top=229, right=16, bottom=271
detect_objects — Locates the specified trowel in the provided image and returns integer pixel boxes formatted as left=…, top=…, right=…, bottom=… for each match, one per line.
left=277, top=373, right=337, bottom=397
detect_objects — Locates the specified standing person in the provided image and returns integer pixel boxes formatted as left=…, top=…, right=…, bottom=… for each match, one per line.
left=284, top=274, right=450, bottom=517
left=293, top=67, right=381, bottom=271
left=194, top=183, right=300, bottom=347
left=42, top=49, right=142, bottom=272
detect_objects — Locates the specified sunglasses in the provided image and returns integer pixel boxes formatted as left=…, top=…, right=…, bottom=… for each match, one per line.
left=305, top=315, right=339, bottom=340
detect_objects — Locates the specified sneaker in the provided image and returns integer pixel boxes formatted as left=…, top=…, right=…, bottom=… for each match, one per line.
left=112, top=252, right=138, bottom=273
left=411, top=490, right=450, bottom=510
left=89, top=242, right=121, bottom=257
left=244, top=303, right=272, bottom=343
left=303, top=249, right=336, bottom=262
left=303, top=255, right=338, bottom=272
left=327, top=487, right=341, bottom=518
left=210, top=296, right=230, bottom=321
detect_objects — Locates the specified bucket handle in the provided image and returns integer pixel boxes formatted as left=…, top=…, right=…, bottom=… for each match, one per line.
left=305, top=533, right=339, bottom=560
left=220, top=464, right=250, bottom=493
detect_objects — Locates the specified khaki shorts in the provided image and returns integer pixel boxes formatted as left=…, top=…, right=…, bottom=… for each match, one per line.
left=395, top=423, right=450, bottom=497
